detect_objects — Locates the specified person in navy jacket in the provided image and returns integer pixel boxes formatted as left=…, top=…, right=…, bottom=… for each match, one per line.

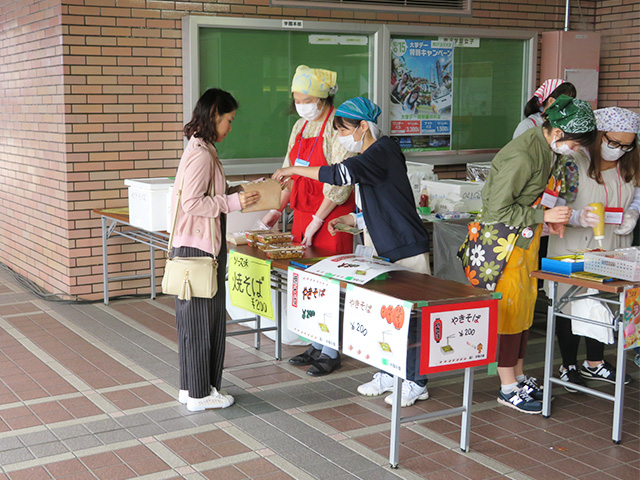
left=273, top=97, right=431, bottom=407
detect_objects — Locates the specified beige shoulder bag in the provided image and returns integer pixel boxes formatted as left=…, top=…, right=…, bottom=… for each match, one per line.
left=161, top=173, right=218, bottom=301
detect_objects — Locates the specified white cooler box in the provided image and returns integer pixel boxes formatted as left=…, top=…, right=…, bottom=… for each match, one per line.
left=421, top=179, right=484, bottom=213
left=124, top=177, right=175, bottom=231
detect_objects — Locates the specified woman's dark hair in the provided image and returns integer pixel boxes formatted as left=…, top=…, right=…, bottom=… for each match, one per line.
left=523, top=82, right=577, bottom=117
left=288, top=95, right=334, bottom=115
left=588, top=131, right=640, bottom=185
left=332, top=115, right=362, bottom=131
left=184, top=88, right=238, bottom=143
left=542, top=120, right=598, bottom=148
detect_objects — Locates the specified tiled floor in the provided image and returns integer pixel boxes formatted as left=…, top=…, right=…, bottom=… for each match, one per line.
left=0, top=267, right=638, bottom=480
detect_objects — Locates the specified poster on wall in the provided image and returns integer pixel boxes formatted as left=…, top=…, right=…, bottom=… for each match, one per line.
left=420, top=299, right=498, bottom=374
left=287, top=268, right=341, bottom=349
left=390, top=39, right=454, bottom=152
left=342, top=284, right=412, bottom=379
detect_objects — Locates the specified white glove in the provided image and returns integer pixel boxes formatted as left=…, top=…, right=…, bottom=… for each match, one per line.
left=569, top=206, right=600, bottom=228
left=251, top=220, right=270, bottom=231
left=302, top=215, right=324, bottom=247
left=615, top=209, right=640, bottom=235
left=260, top=209, right=282, bottom=229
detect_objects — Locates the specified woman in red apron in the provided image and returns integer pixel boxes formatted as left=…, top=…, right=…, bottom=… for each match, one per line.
left=261, top=65, right=355, bottom=252
left=288, top=106, right=355, bottom=252
left=261, top=65, right=355, bottom=376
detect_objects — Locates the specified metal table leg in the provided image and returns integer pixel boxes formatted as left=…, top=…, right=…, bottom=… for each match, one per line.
left=460, top=367, right=474, bottom=452
left=102, top=216, right=109, bottom=305
left=542, top=279, right=557, bottom=418
left=276, top=284, right=283, bottom=361
left=612, top=291, right=626, bottom=444
left=388, top=375, right=403, bottom=469
left=150, top=245, right=156, bottom=300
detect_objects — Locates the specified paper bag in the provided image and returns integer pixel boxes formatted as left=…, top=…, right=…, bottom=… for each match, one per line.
left=241, top=179, right=282, bottom=213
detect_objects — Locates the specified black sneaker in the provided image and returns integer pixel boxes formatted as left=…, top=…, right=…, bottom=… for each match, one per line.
left=518, top=375, right=544, bottom=401
left=580, top=360, right=632, bottom=385
left=497, top=387, right=542, bottom=414
left=559, top=365, right=586, bottom=393
left=289, top=346, right=321, bottom=366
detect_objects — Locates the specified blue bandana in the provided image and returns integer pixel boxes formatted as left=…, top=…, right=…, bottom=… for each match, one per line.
left=335, top=97, right=382, bottom=124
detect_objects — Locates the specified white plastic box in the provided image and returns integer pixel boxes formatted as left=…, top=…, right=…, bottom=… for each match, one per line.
left=124, top=177, right=175, bottom=231
left=421, top=179, right=484, bottom=213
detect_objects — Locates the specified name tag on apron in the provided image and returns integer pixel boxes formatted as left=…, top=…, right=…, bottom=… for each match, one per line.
left=355, top=211, right=366, bottom=230
left=540, top=187, right=559, bottom=208
left=604, top=207, right=624, bottom=225
left=294, top=158, right=310, bottom=167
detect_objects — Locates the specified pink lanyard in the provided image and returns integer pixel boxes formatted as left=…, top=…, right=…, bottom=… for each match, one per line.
left=601, top=166, right=622, bottom=209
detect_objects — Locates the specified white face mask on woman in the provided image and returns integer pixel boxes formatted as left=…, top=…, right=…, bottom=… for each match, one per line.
left=600, top=140, right=625, bottom=162
left=295, top=101, right=323, bottom=121
left=338, top=126, right=364, bottom=153
left=550, top=136, right=574, bottom=156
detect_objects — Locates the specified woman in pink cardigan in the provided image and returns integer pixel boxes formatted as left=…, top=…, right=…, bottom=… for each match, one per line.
left=171, top=88, right=259, bottom=411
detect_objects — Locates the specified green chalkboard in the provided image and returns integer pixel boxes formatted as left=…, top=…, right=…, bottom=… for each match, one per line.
left=199, top=28, right=371, bottom=160
left=391, top=36, right=526, bottom=152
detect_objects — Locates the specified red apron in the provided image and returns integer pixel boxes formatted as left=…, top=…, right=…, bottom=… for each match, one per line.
left=289, top=108, right=355, bottom=253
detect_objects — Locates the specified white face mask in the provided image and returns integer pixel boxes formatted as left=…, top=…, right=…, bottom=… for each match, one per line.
left=550, top=136, right=575, bottom=156
left=338, top=126, right=363, bottom=153
left=601, top=140, right=625, bottom=162
left=295, top=101, right=323, bottom=121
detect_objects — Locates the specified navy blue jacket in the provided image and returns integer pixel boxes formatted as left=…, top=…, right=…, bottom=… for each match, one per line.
left=318, top=136, right=429, bottom=262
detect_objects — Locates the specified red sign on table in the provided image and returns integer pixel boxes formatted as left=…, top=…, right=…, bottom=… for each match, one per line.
left=420, top=299, right=498, bottom=374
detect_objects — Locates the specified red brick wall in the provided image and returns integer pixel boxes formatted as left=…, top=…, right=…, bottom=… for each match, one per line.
left=596, top=0, right=640, bottom=109
left=0, top=1, right=70, bottom=294
left=1, top=0, right=636, bottom=300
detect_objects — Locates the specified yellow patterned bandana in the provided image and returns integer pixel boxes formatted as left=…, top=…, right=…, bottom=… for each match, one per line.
left=291, top=65, right=337, bottom=99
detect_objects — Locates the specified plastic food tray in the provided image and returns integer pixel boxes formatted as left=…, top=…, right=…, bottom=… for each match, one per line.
left=256, top=233, right=294, bottom=245
left=583, top=247, right=640, bottom=282
left=264, top=245, right=305, bottom=259
left=244, top=229, right=278, bottom=242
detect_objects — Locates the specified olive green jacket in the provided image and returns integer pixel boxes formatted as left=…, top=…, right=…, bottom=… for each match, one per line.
left=479, top=127, right=555, bottom=249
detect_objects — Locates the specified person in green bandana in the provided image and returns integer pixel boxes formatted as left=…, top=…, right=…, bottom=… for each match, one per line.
left=460, top=95, right=598, bottom=414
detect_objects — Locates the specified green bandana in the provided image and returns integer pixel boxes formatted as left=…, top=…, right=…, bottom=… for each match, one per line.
left=545, top=95, right=596, bottom=134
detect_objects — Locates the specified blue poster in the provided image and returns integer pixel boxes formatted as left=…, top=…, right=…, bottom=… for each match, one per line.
left=390, top=39, right=454, bottom=151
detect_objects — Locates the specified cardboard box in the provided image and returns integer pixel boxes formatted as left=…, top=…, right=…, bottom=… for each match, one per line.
left=421, top=179, right=484, bottom=213
left=124, top=177, right=174, bottom=231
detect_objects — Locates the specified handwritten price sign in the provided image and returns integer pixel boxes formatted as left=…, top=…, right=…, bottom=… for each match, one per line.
left=228, top=251, right=274, bottom=320
left=342, top=284, right=412, bottom=378
left=287, top=267, right=341, bottom=349
left=420, top=299, right=497, bottom=374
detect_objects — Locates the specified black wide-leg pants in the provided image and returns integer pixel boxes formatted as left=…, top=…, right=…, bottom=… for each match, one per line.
left=172, top=238, right=227, bottom=399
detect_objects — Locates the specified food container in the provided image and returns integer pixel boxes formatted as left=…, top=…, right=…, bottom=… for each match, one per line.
left=264, top=245, right=305, bottom=259
left=244, top=229, right=277, bottom=242
left=584, top=248, right=640, bottom=282
left=256, top=233, right=294, bottom=245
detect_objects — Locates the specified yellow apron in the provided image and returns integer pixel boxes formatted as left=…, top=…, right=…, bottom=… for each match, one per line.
left=495, top=226, right=542, bottom=335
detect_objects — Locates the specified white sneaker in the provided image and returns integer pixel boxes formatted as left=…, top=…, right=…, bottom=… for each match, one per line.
left=357, top=372, right=394, bottom=396
left=186, top=388, right=234, bottom=411
left=178, top=389, right=188, bottom=404
left=384, top=380, right=429, bottom=407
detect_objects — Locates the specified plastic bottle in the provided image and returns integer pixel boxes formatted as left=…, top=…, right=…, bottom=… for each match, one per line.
left=435, top=211, right=472, bottom=220
left=589, top=202, right=605, bottom=247
left=419, top=189, right=429, bottom=208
